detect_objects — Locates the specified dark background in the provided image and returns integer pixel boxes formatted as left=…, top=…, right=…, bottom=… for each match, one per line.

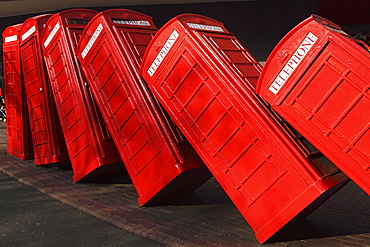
left=1, top=0, right=370, bottom=87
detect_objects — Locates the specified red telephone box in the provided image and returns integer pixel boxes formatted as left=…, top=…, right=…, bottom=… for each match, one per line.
left=41, top=9, right=123, bottom=182
left=140, top=14, right=349, bottom=243
left=2, top=24, right=34, bottom=160
left=20, top=14, right=69, bottom=165
left=76, top=9, right=211, bottom=205
left=256, top=15, right=370, bottom=195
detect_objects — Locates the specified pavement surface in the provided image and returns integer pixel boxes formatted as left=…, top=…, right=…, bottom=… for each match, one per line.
left=0, top=121, right=369, bottom=246
left=0, top=172, right=163, bottom=247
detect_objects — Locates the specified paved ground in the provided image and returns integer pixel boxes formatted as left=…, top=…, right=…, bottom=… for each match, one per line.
left=0, top=171, right=163, bottom=247
left=0, top=121, right=369, bottom=246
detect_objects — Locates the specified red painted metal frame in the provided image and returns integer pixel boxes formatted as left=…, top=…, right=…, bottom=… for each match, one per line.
left=256, top=15, right=370, bottom=195
left=140, top=14, right=349, bottom=243
left=41, top=9, right=123, bottom=182
left=76, top=9, right=211, bottom=205
left=2, top=24, right=34, bottom=160
left=19, top=14, right=69, bottom=165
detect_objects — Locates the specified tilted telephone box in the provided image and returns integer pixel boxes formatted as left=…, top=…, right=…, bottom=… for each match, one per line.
left=20, top=14, right=69, bottom=165
left=2, top=24, right=34, bottom=160
left=76, top=9, right=211, bottom=205
left=256, top=15, right=370, bottom=195
left=140, top=14, right=349, bottom=243
left=41, top=9, right=123, bottom=182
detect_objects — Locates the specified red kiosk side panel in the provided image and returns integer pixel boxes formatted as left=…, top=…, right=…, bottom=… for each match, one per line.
left=77, top=10, right=211, bottom=205
left=41, top=9, right=122, bottom=182
left=140, top=14, right=348, bottom=243
left=256, top=15, right=370, bottom=195
left=20, top=16, right=69, bottom=165
left=2, top=25, right=34, bottom=159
